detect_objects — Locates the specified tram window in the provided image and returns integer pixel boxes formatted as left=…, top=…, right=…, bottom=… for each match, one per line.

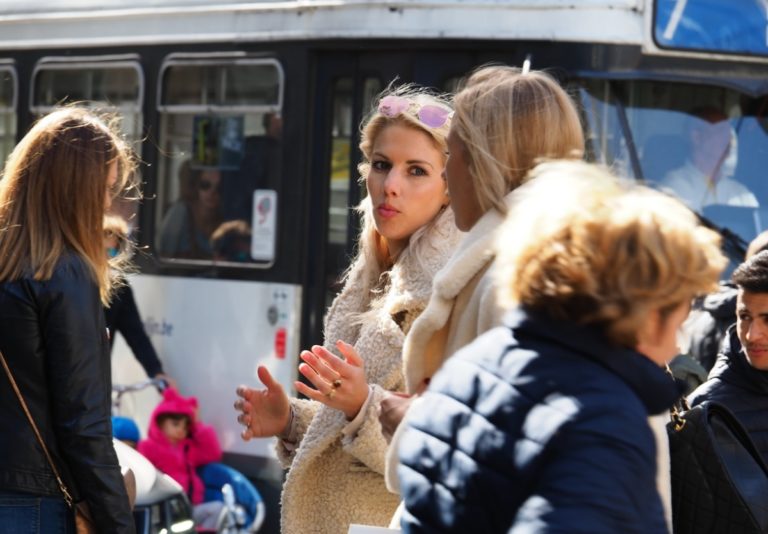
left=34, top=67, right=139, bottom=108
left=0, top=67, right=16, bottom=169
left=323, top=77, right=381, bottom=306
left=32, top=64, right=142, bottom=142
left=162, top=64, right=280, bottom=108
left=32, top=61, right=144, bottom=227
left=577, top=78, right=768, bottom=247
left=328, top=78, right=353, bottom=248
left=156, top=59, right=284, bottom=266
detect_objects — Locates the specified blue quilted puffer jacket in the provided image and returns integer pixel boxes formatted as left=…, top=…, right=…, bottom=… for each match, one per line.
left=398, top=308, right=680, bottom=533
left=688, top=326, right=768, bottom=465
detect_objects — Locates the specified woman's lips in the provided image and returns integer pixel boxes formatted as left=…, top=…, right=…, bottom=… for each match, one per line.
left=377, top=205, right=399, bottom=218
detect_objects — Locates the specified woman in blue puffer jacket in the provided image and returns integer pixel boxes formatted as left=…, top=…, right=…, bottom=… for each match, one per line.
left=398, top=161, right=726, bottom=533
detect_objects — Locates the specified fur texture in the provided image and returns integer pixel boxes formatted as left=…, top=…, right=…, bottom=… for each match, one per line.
left=401, top=201, right=511, bottom=395
left=276, top=207, right=463, bottom=534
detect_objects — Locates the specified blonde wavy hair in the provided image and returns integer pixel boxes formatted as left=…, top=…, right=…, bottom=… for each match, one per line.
left=352, top=84, right=453, bottom=285
left=0, top=107, right=138, bottom=304
left=495, top=160, right=726, bottom=347
left=452, top=65, right=584, bottom=215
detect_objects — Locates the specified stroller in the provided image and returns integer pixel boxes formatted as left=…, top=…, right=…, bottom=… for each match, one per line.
left=112, top=378, right=266, bottom=533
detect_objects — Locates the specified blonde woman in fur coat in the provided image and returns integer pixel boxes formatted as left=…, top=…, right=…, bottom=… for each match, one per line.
left=378, top=65, right=586, bottom=501
left=233, top=86, right=462, bottom=534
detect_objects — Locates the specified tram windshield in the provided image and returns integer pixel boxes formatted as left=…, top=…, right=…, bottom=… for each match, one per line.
left=577, top=78, right=768, bottom=250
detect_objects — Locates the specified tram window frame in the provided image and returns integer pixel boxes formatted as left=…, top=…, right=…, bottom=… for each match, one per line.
left=155, top=55, right=285, bottom=269
left=30, top=57, right=144, bottom=228
left=0, top=62, right=17, bottom=170
left=576, top=76, right=768, bottom=256
left=30, top=56, right=144, bottom=143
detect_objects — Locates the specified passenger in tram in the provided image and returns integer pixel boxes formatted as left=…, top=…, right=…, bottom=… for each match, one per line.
left=211, top=219, right=252, bottom=263
left=0, top=107, right=137, bottom=532
left=377, top=65, right=585, bottom=508
left=399, top=161, right=726, bottom=533
left=234, top=85, right=462, bottom=534
left=660, top=107, right=757, bottom=213
left=220, top=113, right=282, bottom=223
left=158, top=161, right=223, bottom=259
left=103, top=214, right=176, bottom=386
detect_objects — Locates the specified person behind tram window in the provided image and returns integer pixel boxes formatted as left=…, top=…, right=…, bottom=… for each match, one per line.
left=399, top=161, right=726, bottom=533
left=661, top=106, right=757, bottom=212
left=104, top=214, right=176, bottom=388
left=234, top=85, right=462, bottom=534
left=158, top=161, right=223, bottom=259
left=376, top=66, right=585, bottom=508
left=220, top=112, right=283, bottom=223
left=0, top=107, right=137, bottom=532
left=211, top=219, right=252, bottom=263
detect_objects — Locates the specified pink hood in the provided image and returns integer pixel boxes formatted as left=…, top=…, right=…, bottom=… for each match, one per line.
left=138, top=387, right=222, bottom=504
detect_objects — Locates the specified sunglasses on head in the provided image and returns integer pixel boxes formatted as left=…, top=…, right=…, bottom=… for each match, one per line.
left=198, top=179, right=218, bottom=192
left=377, top=95, right=453, bottom=129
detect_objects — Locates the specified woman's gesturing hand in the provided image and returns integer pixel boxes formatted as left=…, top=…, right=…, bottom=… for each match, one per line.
left=295, top=340, right=369, bottom=420
left=234, top=366, right=291, bottom=441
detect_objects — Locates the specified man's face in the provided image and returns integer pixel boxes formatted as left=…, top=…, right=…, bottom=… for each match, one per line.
left=736, top=289, right=768, bottom=370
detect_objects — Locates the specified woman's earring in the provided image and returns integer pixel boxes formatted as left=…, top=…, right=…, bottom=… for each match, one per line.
left=445, top=188, right=451, bottom=197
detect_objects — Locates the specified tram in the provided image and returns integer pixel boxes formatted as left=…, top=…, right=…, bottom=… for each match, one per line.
left=0, top=0, right=766, bottom=525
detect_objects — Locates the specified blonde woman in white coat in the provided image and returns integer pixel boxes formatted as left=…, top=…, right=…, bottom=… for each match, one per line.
left=379, top=65, right=586, bottom=499
left=233, top=86, right=462, bottom=534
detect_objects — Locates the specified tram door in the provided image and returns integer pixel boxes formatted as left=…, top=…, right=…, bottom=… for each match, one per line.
left=304, top=51, right=478, bottom=349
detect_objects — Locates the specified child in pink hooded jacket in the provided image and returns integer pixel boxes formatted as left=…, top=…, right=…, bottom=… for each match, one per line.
left=139, top=387, right=223, bottom=528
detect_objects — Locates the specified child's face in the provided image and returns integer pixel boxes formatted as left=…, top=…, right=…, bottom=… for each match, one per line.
left=160, top=417, right=189, bottom=445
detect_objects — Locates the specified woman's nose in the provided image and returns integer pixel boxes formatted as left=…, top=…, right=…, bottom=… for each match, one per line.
left=383, top=169, right=403, bottom=196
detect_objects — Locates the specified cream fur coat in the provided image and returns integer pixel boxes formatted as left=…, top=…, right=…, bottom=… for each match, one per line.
left=275, top=207, right=462, bottom=534
left=385, top=201, right=510, bottom=496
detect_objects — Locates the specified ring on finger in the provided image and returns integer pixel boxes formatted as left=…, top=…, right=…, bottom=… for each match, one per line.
left=325, top=388, right=336, bottom=400
left=332, top=378, right=342, bottom=389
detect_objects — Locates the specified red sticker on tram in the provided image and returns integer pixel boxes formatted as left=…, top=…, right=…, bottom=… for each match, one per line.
left=275, top=328, right=286, bottom=359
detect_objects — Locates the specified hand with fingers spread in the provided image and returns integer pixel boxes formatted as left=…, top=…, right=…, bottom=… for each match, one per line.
left=295, top=340, right=370, bottom=420
left=234, top=366, right=291, bottom=441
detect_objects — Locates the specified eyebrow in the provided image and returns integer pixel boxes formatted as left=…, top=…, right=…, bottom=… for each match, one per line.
left=737, top=306, right=768, bottom=319
left=372, top=152, right=436, bottom=169
left=409, top=159, right=435, bottom=169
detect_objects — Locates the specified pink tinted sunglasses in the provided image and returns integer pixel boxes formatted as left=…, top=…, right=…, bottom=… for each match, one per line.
left=377, top=95, right=453, bottom=128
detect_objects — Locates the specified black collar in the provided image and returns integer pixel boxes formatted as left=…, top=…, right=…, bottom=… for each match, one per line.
left=714, top=327, right=768, bottom=394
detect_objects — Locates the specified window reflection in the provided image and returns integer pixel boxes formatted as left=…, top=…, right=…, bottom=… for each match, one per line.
left=156, top=58, right=283, bottom=266
left=0, top=67, right=16, bottom=169
left=324, top=77, right=381, bottom=307
left=31, top=61, right=143, bottom=226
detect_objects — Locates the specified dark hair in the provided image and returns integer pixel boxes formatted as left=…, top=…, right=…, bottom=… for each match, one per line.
left=156, top=413, right=190, bottom=427
left=732, top=250, right=768, bottom=293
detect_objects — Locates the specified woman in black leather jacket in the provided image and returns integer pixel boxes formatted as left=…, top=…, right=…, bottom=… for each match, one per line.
left=0, top=108, right=137, bottom=532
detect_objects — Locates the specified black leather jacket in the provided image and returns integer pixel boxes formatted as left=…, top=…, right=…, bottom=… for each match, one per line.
left=0, top=253, right=134, bottom=532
